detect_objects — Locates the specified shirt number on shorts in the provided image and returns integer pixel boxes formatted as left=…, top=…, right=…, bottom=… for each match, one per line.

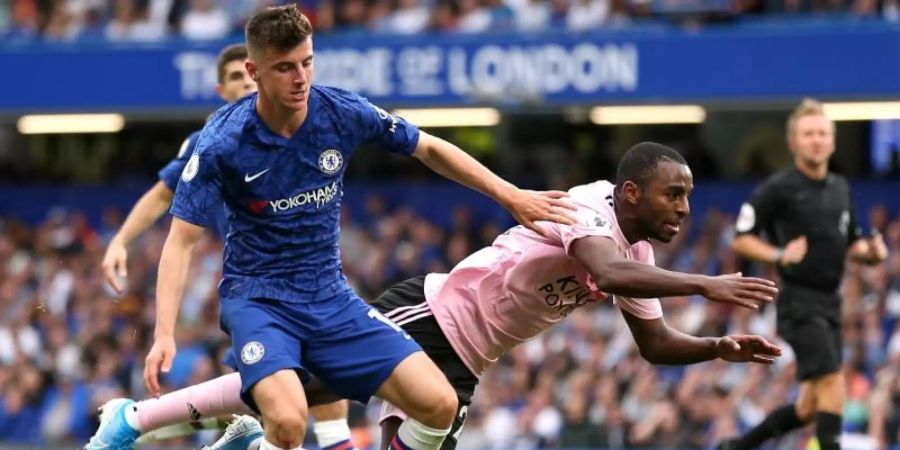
left=367, top=308, right=410, bottom=339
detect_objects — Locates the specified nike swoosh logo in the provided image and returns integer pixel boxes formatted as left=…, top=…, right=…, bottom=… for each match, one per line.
left=244, top=169, right=269, bottom=182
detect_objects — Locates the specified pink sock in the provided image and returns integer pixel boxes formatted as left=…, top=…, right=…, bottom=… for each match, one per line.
left=134, top=373, right=252, bottom=431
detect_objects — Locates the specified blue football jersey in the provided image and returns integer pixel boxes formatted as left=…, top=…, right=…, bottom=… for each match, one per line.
left=158, top=131, right=202, bottom=192
left=157, top=130, right=227, bottom=237
left=171, top=86, right=419, bottom=303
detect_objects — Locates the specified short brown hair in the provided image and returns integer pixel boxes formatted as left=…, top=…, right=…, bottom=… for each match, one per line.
left=787, top=97, right=829, bottom=140
left=216, top=44, right=249, bottom=83
left=245, top=5, right=313, bottom=58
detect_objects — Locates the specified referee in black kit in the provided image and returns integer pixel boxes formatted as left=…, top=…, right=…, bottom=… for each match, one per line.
left=717, top=99, right=888, bottom=450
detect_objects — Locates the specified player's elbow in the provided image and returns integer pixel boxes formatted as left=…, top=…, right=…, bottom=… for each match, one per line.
left=592, top=273, right=615, bottom=292
left=591, top=264, right=629, bottom=293
left=594, top=277, right=619, bottom=294
left=411, top=132, right=439, bottom=163
left=166, top=218, right=204, bottom=248
left=636, top=342, right=663, bottom=364
left=633, top=329, right=672, bottom=364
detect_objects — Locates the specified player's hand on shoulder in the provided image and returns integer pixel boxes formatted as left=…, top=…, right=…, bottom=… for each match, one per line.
left=700, top=272, right=778, bottom=310
left=505, top=188, right=578, bottom=237
left=144, top=335, right=177, bottom=398
left=102, top=240, right=128, bottom=294
left=715, top=335, right=782, bottom=364
left=778, top=235, right=807, bottom=266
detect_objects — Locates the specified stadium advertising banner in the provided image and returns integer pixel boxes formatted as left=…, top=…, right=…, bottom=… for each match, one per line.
left=3, top=24, right=900, bottom=113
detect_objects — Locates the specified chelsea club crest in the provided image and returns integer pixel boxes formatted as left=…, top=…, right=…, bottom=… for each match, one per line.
left=241, top=341, right=265, bottom=365
left=318, top=149, right=343, bottom=175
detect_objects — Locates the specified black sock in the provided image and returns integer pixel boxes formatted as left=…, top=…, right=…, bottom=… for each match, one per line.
left=732, top=404, right=805, bottom=450
left=816, top=412, right=842, bottom=450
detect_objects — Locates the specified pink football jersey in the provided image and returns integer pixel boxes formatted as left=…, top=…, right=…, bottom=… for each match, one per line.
left=425, top=180, right=663, bottom=377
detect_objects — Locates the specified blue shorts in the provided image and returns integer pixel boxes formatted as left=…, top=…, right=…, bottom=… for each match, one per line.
left=221, top=348, right=238, bottom=370
left=219, top=294, right=421, bottom=411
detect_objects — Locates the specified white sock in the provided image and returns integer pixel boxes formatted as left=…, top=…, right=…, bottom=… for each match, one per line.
left=124, top=404, right=141, bottom=431
left=394, top=418, right=451, bottom=450
left=313, top=419, right=352, bottom=448
left=258, top=438, right=304, bottom=450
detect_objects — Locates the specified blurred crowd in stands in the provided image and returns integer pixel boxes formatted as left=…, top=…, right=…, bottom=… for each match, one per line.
left=1, top=196, right=899, bottom=449
left=2, top=0, right=899, bottom=43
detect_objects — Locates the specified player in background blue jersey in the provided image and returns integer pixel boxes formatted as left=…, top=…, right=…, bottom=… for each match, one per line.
left=90, top=44, right=359, bottom=450
left=100, top=44, right=252, bottom=293
left=143, top=5, right=575, bottom=450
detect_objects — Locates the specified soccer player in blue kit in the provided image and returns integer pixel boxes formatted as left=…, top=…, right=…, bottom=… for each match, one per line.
left=143, top=5, right=575, bottom=450
left=88, top=44, right=362, bottom=450
left=100, top=44, right=251, bottom=293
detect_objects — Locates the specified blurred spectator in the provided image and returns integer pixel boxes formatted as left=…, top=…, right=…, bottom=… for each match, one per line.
left=43, top=0, right=80, bottom=41
left=428, top=0, right=459, bottom=32
left=333, top=0, right=368, bottom=32
left=485, top=0, right=516, bottom=31
left=511, top=0, right=550, bottom=31
left=886, top=0, right=900, bottom=20
left=366, top=0, right=392, bottom=31
left=105, top=0, right=144, bottom=41
left=3, top=0, right=39, bottom=40
left=567, top=0, right=611, bottom=31
left=457, top=0, right=492, bottom=32
left=385, top=0, right=429, bottom=33
left=179, top=0, right=229, bottom=40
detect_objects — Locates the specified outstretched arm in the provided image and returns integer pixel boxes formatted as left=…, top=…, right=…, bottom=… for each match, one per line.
left=571, top=235, right=777, bottom=309
left=412, top=131, right=575, bottom=236
left=732, top=233, right=808, bottom=267
left=732, top=233, right=782, bottom=264
left=621, top=310, right=781, bottom=365
left=103, top=181, right=175, bottom=293
left=144, top=217, right=204, bottom=397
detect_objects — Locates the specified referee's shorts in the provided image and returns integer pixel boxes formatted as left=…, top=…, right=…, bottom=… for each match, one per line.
left=776, top=285, right=842, bottom=381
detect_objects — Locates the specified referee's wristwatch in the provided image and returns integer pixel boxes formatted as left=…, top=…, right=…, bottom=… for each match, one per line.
left=772, top=248, right=785, bottom=265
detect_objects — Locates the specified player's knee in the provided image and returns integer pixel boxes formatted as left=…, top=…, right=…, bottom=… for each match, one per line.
left=424, top=385, right=458, bottom=428
left=814, top=373, right=843, bottom=395
left=263, top=408, right=308, bottom=444
left=795, top=399, right=816, bottom=422
left=814, top=373, right=845, bottom=411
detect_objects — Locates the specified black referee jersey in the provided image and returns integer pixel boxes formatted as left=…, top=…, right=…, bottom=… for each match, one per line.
left=735, top=167, right=862, bottom=311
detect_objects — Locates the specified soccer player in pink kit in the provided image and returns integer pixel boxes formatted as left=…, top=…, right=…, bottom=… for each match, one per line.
left=369, top=141, right=781, bottom=450
left=127, top=142, right=782, bottom=450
